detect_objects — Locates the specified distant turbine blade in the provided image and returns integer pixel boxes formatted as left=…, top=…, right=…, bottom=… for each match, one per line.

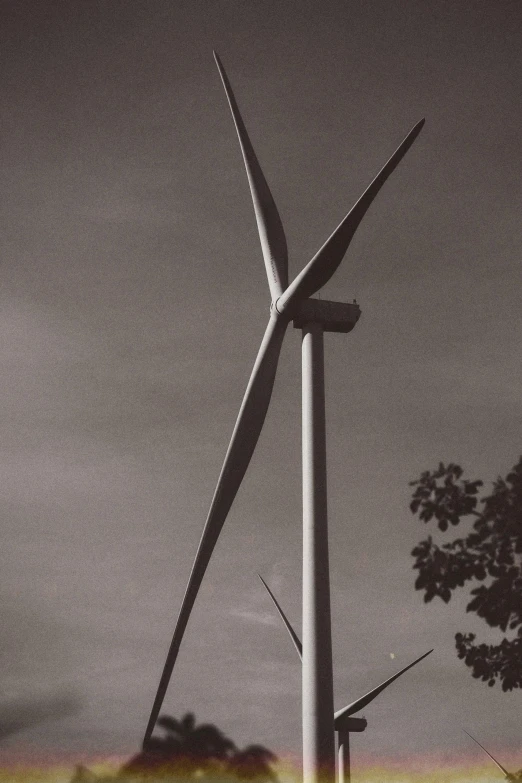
left=214, top=51, right=288, bottom=301
left=257, top=573, right=302, bottom=659
left=463, top=730, right=511, bottom=778
left=277, top=119, right=425, bottom=313
left=334, top=648, right=433, bottom=721
left=144, top=315, right=287, bottom=746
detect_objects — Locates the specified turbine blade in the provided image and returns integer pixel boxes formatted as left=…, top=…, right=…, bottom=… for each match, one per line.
left=257, top=574, right=302, bottom=659
left=277, top=119, right=425, bottom=313
left=214, top=51, right=288, bottom=301
left=463, top=730, right=511, bottom=778
left=144, top=315, right=287, bottom=746
left=334, top=648, right=433, bottom=721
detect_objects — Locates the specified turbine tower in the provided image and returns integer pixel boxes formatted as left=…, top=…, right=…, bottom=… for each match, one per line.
left=464, top=731, right=520, bottom=781
left=144, top=52, right=424, bottom=783
left=259, top=574, right=433, bottom=783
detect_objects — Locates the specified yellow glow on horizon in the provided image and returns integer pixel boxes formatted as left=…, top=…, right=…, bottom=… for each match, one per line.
left=1, top=753, right=520, bottom=783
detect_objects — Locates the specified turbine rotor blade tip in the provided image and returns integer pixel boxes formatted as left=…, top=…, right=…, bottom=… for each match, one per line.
left=402, top=118, right=425, bottom=145
left=277, top=115, right=426, bottom=310
left=213, top=51, right=288, bottom=300
left=404, top=118, right=425, bottom=145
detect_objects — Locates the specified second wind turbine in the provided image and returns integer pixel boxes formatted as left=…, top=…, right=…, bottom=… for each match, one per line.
left=145, top=51, right=424, bottom=783
left=258, top=574, right=433, bottom=783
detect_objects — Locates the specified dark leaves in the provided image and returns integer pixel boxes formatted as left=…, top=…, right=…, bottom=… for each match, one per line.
left=455, top=632, right=522, bottom=692
left=410, top=456, right=522, bottom=691
left=409, top=462, right=482, bottom=530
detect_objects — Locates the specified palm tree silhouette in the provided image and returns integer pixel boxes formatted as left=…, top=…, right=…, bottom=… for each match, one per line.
left=121, top=713, right=278, bottom=781
left=229, top=744, right=278, bottom=782
left=122, top=712, right=236, bottom=779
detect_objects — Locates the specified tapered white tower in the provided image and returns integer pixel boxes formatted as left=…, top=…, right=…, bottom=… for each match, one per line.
left=299, top=303, right=360, bottom=782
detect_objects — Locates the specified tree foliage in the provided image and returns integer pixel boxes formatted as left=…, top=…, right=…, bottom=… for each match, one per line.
left=121, top=712, right=278, bottom=781
left=409, top=457, right=522, bottom=691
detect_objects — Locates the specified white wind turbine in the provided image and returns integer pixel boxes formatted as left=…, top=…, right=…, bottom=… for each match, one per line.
left=144, top=52, right=424, bottom=782
left=258, top=574, right=433, bottom=783
left=464, top=730, right=521, bottom=781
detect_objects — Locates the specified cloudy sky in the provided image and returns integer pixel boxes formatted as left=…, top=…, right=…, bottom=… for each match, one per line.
left=1, top=0, right=521, bottom=777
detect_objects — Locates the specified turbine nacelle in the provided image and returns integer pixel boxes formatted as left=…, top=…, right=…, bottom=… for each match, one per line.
left=334, top=715, right=367, bottom=733
left=272, top=296, right=361, bottom=333
left=293, top=298, right=361, bottom=333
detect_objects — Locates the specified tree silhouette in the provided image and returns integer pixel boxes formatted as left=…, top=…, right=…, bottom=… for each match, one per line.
left=71, top=767, right=100, bottom=783
left=409, top=457, right=522, bottom=691
left=229, top=745, right=278, bottom=782
left=122, top=712, right=236, bottom=778
left=121, top=713, right=279, bottom=781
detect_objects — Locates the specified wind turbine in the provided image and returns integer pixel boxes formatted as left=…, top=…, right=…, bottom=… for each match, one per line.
left=464, top=730, right=521, bottom=781
left=258, top=574, right=433, bottom=783
left=144, top=52, right=424, bottom=782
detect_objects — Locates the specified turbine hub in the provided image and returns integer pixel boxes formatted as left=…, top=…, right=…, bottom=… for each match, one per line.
left=272, top=296, right=297, bottom=319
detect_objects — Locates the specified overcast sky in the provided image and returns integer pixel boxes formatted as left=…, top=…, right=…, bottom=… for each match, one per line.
left=1, top=0, right=521, bottom=779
